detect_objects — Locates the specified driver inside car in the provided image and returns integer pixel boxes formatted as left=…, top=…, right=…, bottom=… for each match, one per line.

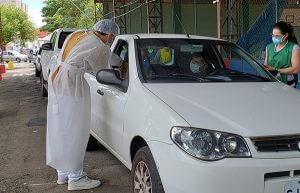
left=189, top=53, right=212, bottom=75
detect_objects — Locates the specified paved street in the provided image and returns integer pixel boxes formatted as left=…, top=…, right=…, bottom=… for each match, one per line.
left=0, top=62, right=131, bottom=193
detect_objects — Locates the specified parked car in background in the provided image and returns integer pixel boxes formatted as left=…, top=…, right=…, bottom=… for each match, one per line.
left=28, top=49, right=36, bottom=63
left=1, top=50, right=28, bottom=63
left=34, top=48, right=42, bottom=77
left=40, top=28, right=76, bottom=97
left=85, top=34, right=300, bottom=193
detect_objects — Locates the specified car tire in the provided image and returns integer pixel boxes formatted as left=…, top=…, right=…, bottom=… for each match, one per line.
left=40, top=72, right=48, bottom=97
left=132, top=146, right=165, bottom=193
left=86, top=135, right=101, bottom=151
left=16, top=58, right=21, bottom=63
left=35, top=67, right=41, bottom=77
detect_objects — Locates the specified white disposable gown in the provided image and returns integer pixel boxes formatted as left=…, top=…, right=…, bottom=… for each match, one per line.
left=46, top=31, right=121, bottom=172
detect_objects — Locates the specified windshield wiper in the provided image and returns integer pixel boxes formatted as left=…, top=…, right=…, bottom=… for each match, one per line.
left=210, top=69, right=272, bottom=82
left=150, top=73, right=226, bottom=82
left=227, top=71, right=272, bottom=81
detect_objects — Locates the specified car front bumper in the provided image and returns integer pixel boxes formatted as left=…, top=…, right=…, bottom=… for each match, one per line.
left=148, top=141, right=300, bottom=193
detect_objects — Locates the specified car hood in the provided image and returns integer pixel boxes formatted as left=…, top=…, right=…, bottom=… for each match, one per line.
left=144, top=82, right=300, bottom=137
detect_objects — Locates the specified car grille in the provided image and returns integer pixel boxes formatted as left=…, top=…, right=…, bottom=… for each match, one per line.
left=251, top=136, right=300, bottom=152
left=265, top=170, right=300, bottom=180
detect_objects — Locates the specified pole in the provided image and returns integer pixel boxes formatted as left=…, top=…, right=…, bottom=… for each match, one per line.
left=194, top=0, right=197, bottom=35
left=0, top=6, right=3, bottom=64
left=147, top=0, right=150, bottom=33
left=217, top=0, right=221, bottom=39
left=113, top=0, right=116, bottom=22
left=228, top=0, right=232, bottom=42
left=275, top=0, right=278, bottom=23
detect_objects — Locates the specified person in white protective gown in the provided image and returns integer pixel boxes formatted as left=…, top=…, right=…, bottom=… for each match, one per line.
left=46, top=19, right=122, bottom=191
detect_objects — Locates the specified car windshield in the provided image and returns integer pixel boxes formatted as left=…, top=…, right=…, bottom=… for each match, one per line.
left=136, top=38, right=274, bottom=83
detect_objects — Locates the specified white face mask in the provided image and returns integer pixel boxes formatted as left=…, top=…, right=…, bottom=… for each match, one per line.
left=190, top=61, right=200, bottom=73
left=106, top=42, right=112, bottom=47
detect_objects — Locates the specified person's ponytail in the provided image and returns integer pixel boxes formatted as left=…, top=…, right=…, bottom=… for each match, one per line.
left=287, top=24, right=298, bottom=44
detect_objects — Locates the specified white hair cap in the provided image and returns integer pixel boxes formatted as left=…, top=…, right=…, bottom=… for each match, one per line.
left=93, top=19, right=120, bottom=36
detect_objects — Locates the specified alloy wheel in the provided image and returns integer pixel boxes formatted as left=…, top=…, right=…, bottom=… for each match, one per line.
left=133, top=161, right=152, bottom=193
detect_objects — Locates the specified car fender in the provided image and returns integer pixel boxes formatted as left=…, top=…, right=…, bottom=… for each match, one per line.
left=122, top=79, right=189, bottom=166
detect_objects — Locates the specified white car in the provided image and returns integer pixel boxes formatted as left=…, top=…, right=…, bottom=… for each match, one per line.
left=34, top=48, right=42, bottom=77
left=40, top=28, right=76, bottom=96
left=85, top=34, right=300, bottom=193
left=1, top=50, right=28, bottom=63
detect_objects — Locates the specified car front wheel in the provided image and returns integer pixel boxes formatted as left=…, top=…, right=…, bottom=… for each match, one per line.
left=40, top=71, right=47, bottom=97
left=35, top=66, right=41, bottom=77
left=16, top=58, right=21, bottom=63
left=132, top=146, right=165, bottom=193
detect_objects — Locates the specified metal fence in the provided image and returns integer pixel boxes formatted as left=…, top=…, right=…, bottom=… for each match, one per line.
left=95, top=0, right=300, bottom=58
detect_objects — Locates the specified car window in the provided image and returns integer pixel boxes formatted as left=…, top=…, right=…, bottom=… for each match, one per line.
left=136, top=39, right=274, bottom=83
left=112, top=39, right=129, bottom=91
left=50, top=32, right=57, bottom=49
left=58, top=32, right=73, bottom=49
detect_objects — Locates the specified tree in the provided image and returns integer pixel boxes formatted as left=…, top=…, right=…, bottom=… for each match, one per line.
left=1, top=5, right=37, bottom=46
left=42, top=0, right=95, bottom=32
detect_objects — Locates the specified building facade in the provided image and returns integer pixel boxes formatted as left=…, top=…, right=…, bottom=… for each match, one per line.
left=0, top=0, right=28, bottom=13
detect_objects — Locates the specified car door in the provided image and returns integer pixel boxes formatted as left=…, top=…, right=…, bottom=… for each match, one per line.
left=87, top=39, right=130, bottom=156
left=41, top=32, right=57, bottom=81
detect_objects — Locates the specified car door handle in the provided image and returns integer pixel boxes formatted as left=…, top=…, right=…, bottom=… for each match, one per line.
left=97, top=89, right=104, bottom=96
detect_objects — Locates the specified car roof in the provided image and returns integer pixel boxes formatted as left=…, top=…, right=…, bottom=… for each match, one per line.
left=55, top=28, right=78, bottom=33
left=117, top=33, right=225, bottom=41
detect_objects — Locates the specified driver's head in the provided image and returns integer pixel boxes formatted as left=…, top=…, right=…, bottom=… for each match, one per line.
left=141, top=48, right=148, bottom=60
left=192, top=53, right=208, bottom=67
left=190, top=53, right=210, bottom=74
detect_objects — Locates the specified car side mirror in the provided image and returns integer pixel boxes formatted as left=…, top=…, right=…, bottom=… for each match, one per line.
left=96, top=69, right=125, bottom=91
left=41, top=43, right=53, bottom=51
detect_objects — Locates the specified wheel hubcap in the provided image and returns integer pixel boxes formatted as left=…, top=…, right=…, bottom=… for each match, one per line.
left=133, top=161, right=152, bottom=193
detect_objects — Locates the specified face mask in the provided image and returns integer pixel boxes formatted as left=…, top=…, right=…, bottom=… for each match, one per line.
left=106, top=42, right=112, bottom=47
left=190, top=61, right=200, bottom=73
left=272, top=37, right=283, bottom=45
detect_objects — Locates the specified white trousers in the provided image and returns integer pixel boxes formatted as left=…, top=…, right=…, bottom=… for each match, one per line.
left=57, top=168, right=85, bottom=183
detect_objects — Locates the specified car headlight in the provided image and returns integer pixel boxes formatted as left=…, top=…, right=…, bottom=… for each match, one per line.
left=171, top=127, right=251, bottom=161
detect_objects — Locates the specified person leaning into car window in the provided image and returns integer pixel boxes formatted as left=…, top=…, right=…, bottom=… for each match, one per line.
left=264, top=21, right=300, bottom=86
left=189, top=53, right=212, bottom=76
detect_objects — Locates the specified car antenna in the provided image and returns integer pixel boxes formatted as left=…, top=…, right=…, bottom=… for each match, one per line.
left=175, top=14, right=190, bottom=38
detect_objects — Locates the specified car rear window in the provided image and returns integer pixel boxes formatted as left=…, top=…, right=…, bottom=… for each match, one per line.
left=58, top=32, right=73, bottom=49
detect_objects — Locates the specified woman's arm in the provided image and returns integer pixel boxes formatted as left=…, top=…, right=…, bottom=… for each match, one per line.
left=278, top=49, right=300, bottom=75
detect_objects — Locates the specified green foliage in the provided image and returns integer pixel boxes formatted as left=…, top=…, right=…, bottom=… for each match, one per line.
left=42, top=0, right=95, bottom=32
left=1, top=5, right=37, bottom=46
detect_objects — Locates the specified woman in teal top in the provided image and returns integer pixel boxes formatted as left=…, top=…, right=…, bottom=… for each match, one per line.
left=264, top=21, right=300, bottom=86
